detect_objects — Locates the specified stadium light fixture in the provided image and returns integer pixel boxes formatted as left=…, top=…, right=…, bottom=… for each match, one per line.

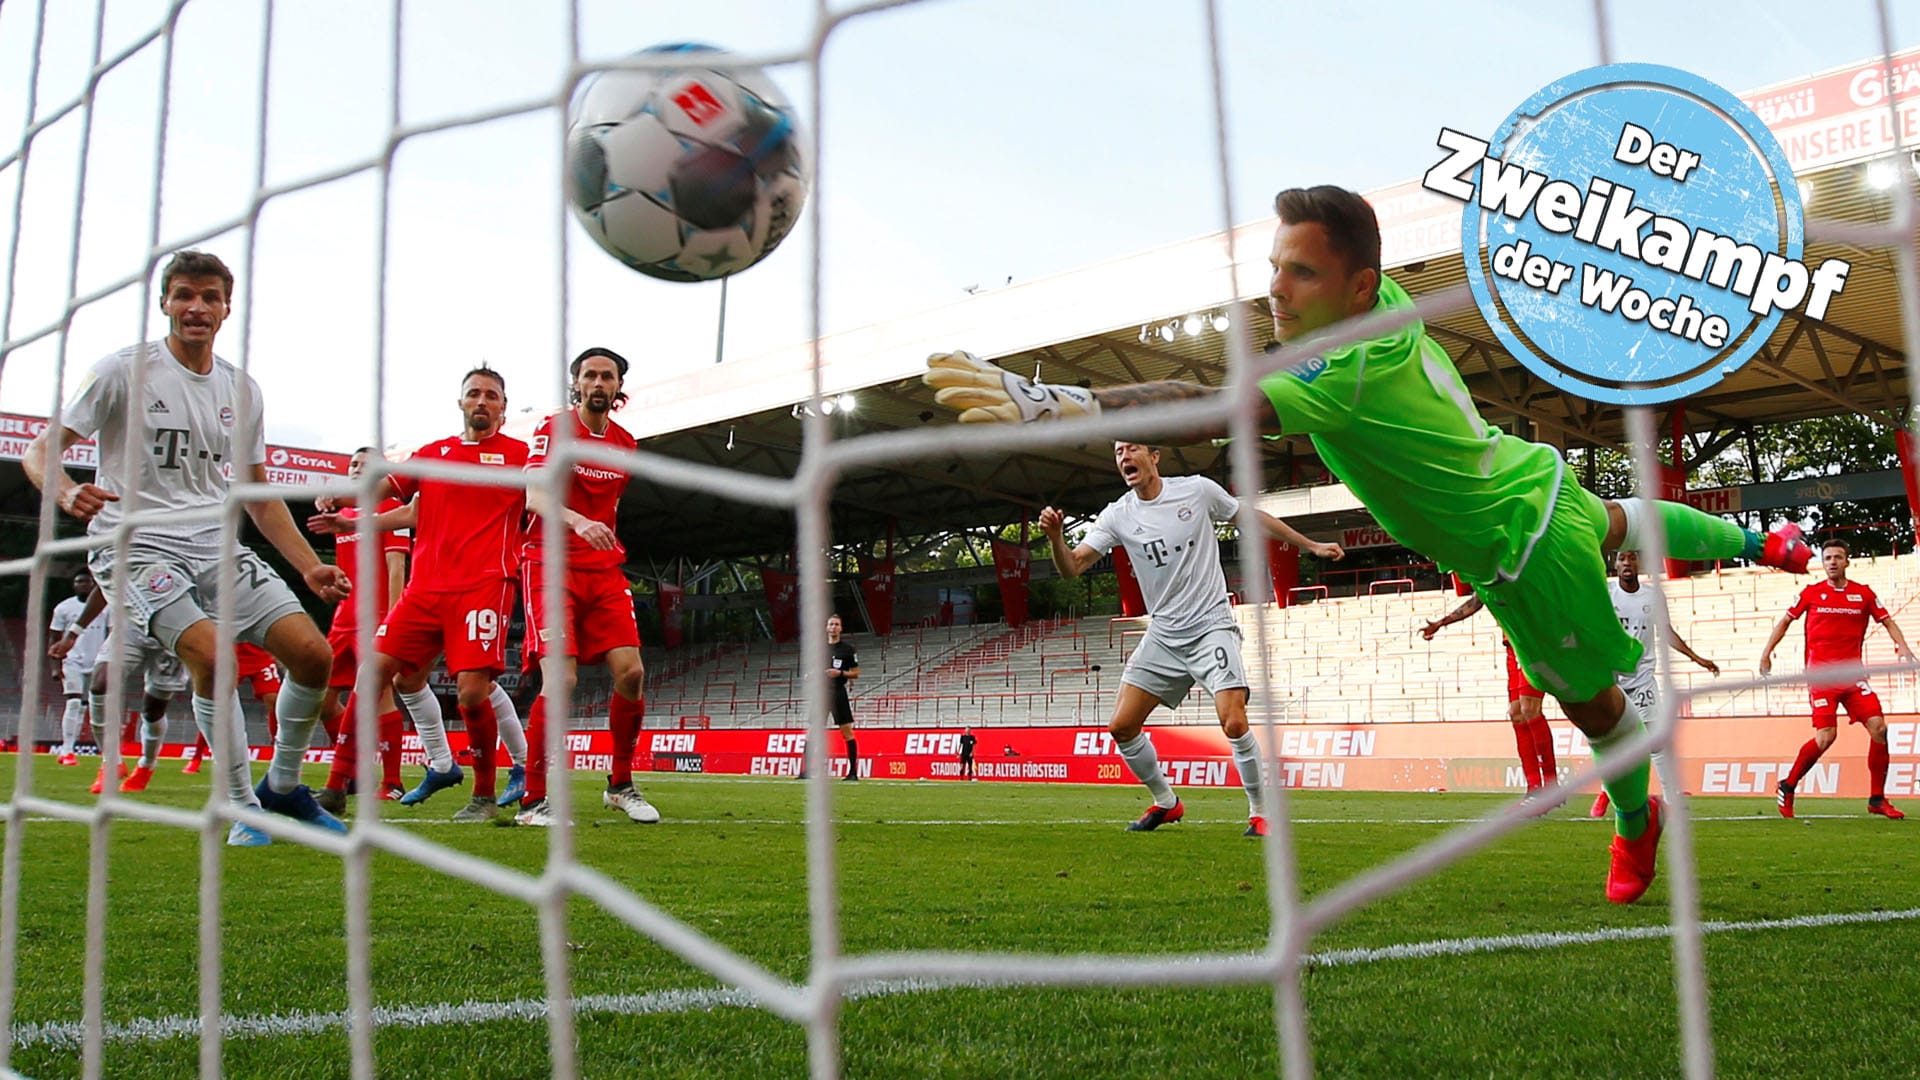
left=1183, top=314, right=1203, bottom=337
left=1137, top=324, right=1151, bottom=343
left=1866, top=159, right=1902, bottom=191
left=836, top=392, right=858, bottom=414
left=1210, top=311, right=1230, bottom=332
left=1158, top=323, right=1177, bottom=343
left=820, top=397, right=837, bottom=415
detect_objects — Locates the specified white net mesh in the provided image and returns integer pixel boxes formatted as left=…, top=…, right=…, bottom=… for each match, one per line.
left=0, top=1, right=1916, bottom=1077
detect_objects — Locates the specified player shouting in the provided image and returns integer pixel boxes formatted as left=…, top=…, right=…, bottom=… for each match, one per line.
left=1041, top=441, right=1343, bottom=836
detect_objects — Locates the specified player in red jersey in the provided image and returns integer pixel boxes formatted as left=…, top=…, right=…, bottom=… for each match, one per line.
left=1421, top=594, right=1558, bottom=801
left=513, top=348, right=656, bottom=827
left=1759, top=538, right=1915, bottom=819
left=307, top=447, right=414, bottom=806
left=311, top=367, right=528, bottom=822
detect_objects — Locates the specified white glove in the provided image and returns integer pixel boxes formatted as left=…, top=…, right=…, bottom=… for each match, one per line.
left=924, top=350, right=1101, bottom=424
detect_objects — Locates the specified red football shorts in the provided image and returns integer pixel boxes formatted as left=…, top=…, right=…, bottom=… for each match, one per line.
left=375, top=579, right=514, bottom=677
left=1505, top=642, right=1544, bottom=701
left=1809, top=682, right=1882, bottom=729
left=241, top=664, right=282, bottom=701
left=327, top=625, right=369, bottom=689
left=520, top=561, right=640, bottom=665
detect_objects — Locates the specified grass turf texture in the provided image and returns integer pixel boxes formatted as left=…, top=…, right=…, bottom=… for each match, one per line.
left=2, top=760, right=1916, bottom=1078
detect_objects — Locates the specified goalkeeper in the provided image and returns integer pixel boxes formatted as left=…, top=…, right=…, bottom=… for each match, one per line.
left=925, top=184, right=1812, bottom=905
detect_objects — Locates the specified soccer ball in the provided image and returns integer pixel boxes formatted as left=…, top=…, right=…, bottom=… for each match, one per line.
left=565, top=44, right=808, bottom=283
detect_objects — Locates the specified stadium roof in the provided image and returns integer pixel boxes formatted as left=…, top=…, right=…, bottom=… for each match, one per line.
left=609, top=48, right=1920, bottom=566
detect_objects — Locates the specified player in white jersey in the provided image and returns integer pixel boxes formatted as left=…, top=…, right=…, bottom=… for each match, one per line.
left=53, top=561, right=213, bottom=797
left=1588, top=549, right=1719, bottom=817
left=1041, top=441, right=1344, bottom=835
left=47, top=571, right=106, bottom=764
left=23, top=250, right=351, bottom=847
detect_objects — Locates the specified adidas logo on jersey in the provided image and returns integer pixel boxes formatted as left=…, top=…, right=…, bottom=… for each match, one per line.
left=147, top=398, right=168, bottom=413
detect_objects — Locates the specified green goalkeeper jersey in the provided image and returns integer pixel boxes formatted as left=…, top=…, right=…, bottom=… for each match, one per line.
left=1258, top=274, right=1566, bottom=587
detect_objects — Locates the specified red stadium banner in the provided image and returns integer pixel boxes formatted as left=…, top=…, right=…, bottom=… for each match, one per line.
left=1267, top=538, right=1299, bottom=607
left=1897, top=429, right=1920, bottom=551
left=46, top=715, right=1920, bottom=800
left=762, top=569, right=800, bottom=643
left=992, top=539, right=1031, bottom=628
left=1112, top=545, right=1146, bottom=617
left=658, top=582, right=684, bottom=649
left=858, top=556, right=896, bottom=637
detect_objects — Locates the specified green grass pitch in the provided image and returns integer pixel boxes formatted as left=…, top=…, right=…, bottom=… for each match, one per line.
left=2, top=759, right=1916, bottom=1078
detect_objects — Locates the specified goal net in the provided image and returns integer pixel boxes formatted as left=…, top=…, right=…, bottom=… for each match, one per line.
left=1, top=1, right=1916, bottom=1078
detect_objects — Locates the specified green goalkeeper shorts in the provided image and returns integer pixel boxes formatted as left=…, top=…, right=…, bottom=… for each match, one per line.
left=1472, top=475, right=1644, bottom=703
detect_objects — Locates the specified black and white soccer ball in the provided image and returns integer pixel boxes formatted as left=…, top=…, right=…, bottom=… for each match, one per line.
left=565, top=43, right=808, bottom=283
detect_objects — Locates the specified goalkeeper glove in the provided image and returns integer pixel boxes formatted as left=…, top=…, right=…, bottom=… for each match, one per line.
left=924, top=350, right=1100, bottom=424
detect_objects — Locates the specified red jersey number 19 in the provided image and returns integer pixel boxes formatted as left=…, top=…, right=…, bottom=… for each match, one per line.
left=466, top=608, right=499, bottom=644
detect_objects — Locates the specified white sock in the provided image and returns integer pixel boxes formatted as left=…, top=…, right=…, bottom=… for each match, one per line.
left=399, top=686, right=453, bottom=771
left=60, top=699, right=83, bottom=755
left=89, top=691, right=108, bottom=749
left=490, top=683, right=526, bottom=766
left=1229, top=731, right=1264, bottom=816
left=194, top=693, right=261, bottom=808
left=266, top=676, right=325, bottom=793
left=1116, top=732, right=1176, bottom=809
left=139, top=717, right=166, bottom=768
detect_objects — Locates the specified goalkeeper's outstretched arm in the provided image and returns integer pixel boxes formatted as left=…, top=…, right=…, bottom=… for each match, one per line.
left=924, top=351, right=1280, bottom=438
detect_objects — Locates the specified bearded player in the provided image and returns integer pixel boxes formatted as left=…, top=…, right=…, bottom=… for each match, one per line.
left=1759, top=539, right=1915, bottom=819
left=513, top=347, right=657, bottom=827
left=310, top=367, right=527, bottom=822
left=927, top=185, right=1813, bottom=902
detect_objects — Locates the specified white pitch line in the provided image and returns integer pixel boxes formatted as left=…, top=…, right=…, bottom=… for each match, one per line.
left=11, top=906, right=1919, bottom=1051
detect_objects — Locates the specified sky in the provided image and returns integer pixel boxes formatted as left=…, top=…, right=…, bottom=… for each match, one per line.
left=0, top=0, right=1913, bottom=453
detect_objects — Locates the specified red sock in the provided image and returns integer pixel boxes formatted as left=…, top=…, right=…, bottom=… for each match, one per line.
left=194, top=733, right=210, bottom=757
left=1787, top=737, right=1825, bottom=786
left=320, top=708, right=342, bottom=745
left=378, top=711, right=404, bottom=789
left=1869, top=739, right=1890, bottom=799
left=462, top=699, right=498, bottom=798
left=1528, top=718, right=1557, bottom=782
left=608, top=693, right=643, bottom=788
left=325, top=694, right=358, bottom=792
left=523, top=696, right=548, bottom=804
left=265, top=703, right=278, bottom=744
left=1511, top=722, right=1541, bottom=790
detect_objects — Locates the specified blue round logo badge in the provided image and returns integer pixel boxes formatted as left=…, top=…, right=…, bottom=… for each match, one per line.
left=1455, top=63, right=1824, bottom=406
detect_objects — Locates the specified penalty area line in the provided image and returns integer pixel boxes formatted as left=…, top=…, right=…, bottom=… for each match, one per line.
left=12, top=906, right=1919, bottom=1051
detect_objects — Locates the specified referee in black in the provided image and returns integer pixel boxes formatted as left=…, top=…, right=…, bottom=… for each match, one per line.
left=826, top=613, right=860, bottom=780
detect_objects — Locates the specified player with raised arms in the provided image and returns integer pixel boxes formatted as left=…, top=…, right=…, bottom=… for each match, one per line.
left=927, top=186, right=1813, bottom=902
left=1040, top=441, right=1344, bottom=835
left=513, top=347, right=657, bottom=827
left=311, top=366, right=528, bottom=821
left=1758, top=538, right=1914, bottom=819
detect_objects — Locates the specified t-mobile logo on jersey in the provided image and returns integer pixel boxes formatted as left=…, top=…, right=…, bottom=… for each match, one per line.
left=1140, top=538, right=1171, bottom=567
left=152, top=427, right=216, bottom=470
